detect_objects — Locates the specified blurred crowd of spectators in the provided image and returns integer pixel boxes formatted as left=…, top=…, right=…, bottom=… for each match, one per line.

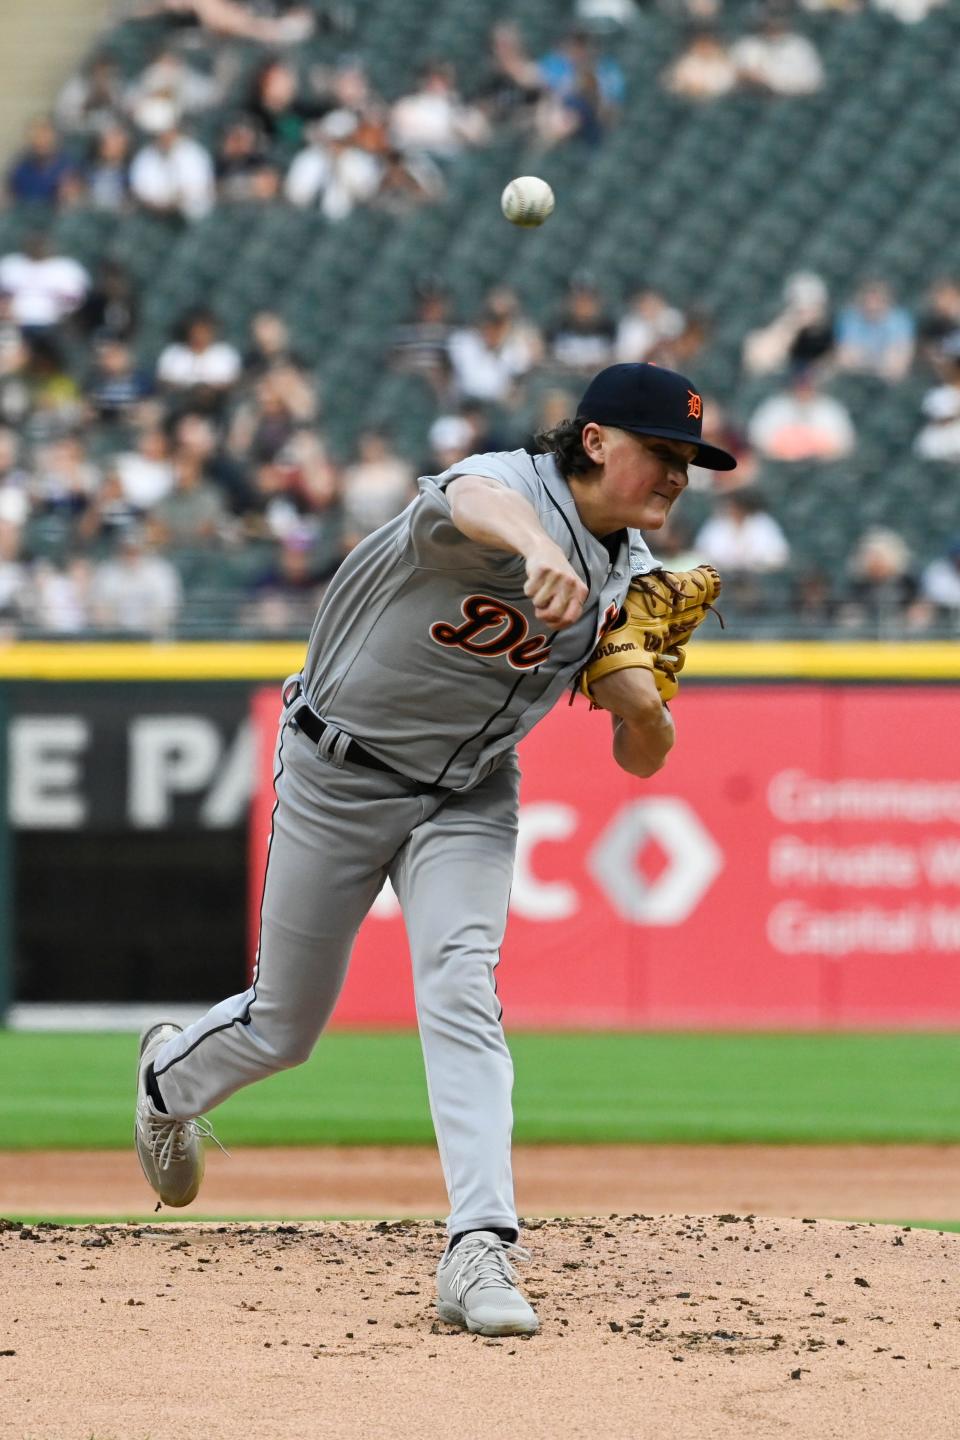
left=660, top=0, right=947, bottom=101
left=8, top=20, right=630, bottom=230
left=647, top=0, right=945, bottom=24
left=0, top=0, right=956, bottom=639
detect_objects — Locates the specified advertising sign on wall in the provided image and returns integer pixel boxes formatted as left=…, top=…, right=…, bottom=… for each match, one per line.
left=8, top=685, right=253, bottom=1004
left=250, top=685, right=960, bottom=1030
left=8, top=686, right=252, bottom=831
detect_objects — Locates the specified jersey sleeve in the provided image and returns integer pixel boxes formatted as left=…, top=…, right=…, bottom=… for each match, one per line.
left=424, top=449, right=543, bottom=507
left=404, top=450, right=542, bottom=574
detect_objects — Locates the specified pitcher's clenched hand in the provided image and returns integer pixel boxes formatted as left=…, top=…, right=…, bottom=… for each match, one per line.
left=523, top=543, right=588, bottom=630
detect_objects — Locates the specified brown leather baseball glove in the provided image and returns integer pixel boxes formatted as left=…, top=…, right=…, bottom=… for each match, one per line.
left=580, top=564, right=722, bottom=705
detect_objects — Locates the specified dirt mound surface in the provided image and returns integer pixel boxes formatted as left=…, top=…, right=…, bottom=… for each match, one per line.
left=2, top=1214, right=957, bottom=1440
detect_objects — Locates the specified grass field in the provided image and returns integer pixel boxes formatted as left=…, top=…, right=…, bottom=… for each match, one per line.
left=2, top=1030, right=959, bottom=1149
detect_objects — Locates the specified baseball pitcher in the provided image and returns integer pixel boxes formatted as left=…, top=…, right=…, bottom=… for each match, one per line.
left=134, top=363, right=735, bottom=1336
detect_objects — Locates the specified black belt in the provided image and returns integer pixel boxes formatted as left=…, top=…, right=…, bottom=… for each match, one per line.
left=289, top=701, right=403, bottom=777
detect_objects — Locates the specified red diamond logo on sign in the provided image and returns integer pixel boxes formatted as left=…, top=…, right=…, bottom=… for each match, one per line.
left=588, top=797, right=723, bottom=925
left=636, top=835, right=671, bottom=887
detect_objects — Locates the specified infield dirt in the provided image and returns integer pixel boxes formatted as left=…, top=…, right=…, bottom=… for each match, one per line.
left=3, top=1142, right=960, bottom=1221
left=2, top=1212, right=958, bottom=1440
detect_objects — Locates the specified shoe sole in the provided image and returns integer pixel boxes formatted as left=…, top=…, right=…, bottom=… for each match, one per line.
left=436, top=1300, right=539, bottom=1337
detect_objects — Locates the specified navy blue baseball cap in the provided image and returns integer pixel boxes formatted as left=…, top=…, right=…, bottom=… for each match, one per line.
left=576, top=363, right=737, bottom=471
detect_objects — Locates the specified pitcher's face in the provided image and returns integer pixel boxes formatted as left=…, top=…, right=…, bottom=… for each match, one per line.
left=580, top=424, right=694, bottom=532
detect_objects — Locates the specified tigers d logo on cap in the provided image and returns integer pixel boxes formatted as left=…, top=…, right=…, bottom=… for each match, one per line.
left=576, top=363, right=737, bottom=471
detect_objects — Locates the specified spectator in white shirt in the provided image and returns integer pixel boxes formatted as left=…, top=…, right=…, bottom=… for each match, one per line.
left=663, top=31, right=739, bottom=100
left=914, top=383, right=960, bottom=462
left=56, top=53, right=125, bottom=135
left=871, top=0, right=945, bottom=19
left=90, top=525, right=182, bottom=636
left=125, top=47, right=223, bottom=125
left=427, top=412, right=476, bottom=472
left=447, top=305, right=536, bottom=404
left=616, top=288, right=686, bottom=363
left=0, top=232, right=90, bottom=330
left=156, top=308, right=242, bottom=404
left=341, top=430, right=416, bottom=538
left=129, top=99, right=215, bottom=222
left=481, top=286, right=544, bottom=379
left=0, top=427, right=30, bottom=524
left=0, top=476, right=28, bottom=529
left=114, top=427, right=176, bottom=510
left=732, top=12, right=825, bottom=96
left=0, top=517, right=29, bottom=629
left=285, top=110, right=382, bottom=221
left=30, top=556, right=93, bottom=634
left=748, top=370, right=856, bottom=462
left=694, top=490, right=791, bottom=573
left=390, top=63, right=490, bottom=161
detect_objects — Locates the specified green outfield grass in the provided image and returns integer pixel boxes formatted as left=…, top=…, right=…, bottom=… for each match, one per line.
left=1, top=1031, right=959, bottom=1149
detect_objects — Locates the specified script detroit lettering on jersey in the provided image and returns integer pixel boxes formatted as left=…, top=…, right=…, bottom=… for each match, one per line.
left=430, top=594, right=553, bottom=671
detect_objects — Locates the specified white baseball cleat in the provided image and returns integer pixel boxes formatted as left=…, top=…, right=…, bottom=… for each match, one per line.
left=135, top=1022, right=220, bottom=1208
left=436, top=1231, right=540, bottom=1336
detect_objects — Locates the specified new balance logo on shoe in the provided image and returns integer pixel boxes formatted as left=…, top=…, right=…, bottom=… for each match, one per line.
left=436, top=1231, right=539, bottom=1336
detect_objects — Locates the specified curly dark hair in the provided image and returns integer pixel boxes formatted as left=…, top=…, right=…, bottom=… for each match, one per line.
left=533, top=417, right=596, bottom=479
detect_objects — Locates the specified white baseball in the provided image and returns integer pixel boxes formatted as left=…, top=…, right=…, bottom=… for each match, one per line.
left=501, top=175, right=555, bottom=228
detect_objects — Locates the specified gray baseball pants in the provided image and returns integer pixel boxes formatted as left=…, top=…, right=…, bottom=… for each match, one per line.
left=151, top=707, right=521, bottom=1238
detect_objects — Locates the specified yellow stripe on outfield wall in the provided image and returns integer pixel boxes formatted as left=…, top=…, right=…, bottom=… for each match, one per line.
left=691, top=642, right=960, bottom=679
left=0, top=641, right=956, bottom=681
left=0, top=643, right=306, bottom=680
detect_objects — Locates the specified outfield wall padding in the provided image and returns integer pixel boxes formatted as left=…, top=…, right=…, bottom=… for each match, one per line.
left=251, top=684, right=960, bottom=1030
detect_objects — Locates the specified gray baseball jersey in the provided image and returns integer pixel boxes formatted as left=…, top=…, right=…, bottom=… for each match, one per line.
left=302, top=448, right=655, bottom=789
left=147, top=446, right=659, bottom=1245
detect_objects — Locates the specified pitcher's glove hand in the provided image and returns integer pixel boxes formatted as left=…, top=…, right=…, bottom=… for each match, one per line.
left=580, top=565, right=722, bottom=705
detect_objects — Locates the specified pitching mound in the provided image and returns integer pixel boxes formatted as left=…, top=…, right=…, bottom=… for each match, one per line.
left=2, top=1214, right=957, bottom=1440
